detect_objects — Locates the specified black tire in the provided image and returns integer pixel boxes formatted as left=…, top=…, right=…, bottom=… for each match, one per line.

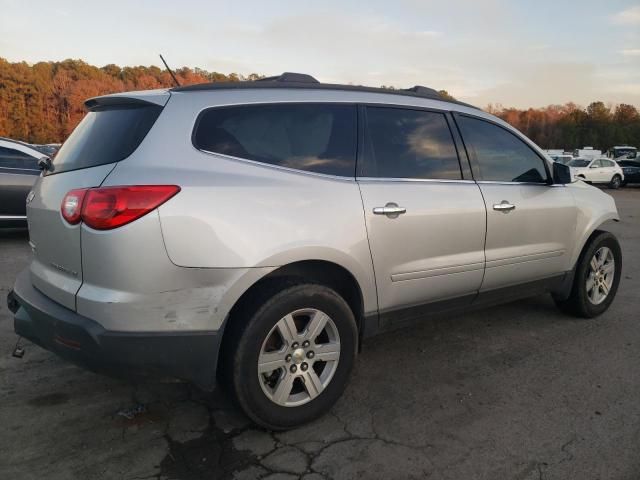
left=609, top=175, right=622, bottom=189
left=554, top=231, right=622, bottom=318
left=224, top=283, right=357, bottom=430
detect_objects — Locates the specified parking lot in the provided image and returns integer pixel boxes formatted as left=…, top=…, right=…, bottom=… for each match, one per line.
left=0, top=187, right=638, bottom=480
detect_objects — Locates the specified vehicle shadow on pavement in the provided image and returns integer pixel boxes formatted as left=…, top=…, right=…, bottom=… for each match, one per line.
left=2, top=207, right=639, bottom=480
left=5, top=290, right=625, bottom=480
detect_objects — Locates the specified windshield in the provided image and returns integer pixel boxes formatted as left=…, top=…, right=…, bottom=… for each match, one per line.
left=568, top=159, right=590, bottom=167
left=613, top=148, right=636, bottom=157
left=48, top=104, right=162, bottom=175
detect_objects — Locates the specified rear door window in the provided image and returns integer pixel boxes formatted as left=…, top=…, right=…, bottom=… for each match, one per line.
left=0, top=146, right=39, bottom=171
left=457, top=115, right=549, bottom=183
left=193, top=104, right=357, bottom=177
left=361, top=107, right=462, bottom=180
left=49, top=104, right=163, bottom=175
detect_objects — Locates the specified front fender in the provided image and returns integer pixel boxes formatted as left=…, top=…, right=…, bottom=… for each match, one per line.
left=568, top=182, right=620, bottom=267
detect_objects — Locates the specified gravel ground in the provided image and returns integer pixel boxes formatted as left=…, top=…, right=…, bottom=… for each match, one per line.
left=0, top=187, right=639, bottom=480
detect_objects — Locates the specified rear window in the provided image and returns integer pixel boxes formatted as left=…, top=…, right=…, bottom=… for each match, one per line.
left=48, top=104, right=162, bottom=175
left=0, top=146, right=39, bottom=170
left=193, top=104, right=357, bottom=177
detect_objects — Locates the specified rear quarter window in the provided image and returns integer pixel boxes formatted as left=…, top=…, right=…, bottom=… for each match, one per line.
left=49, top=104, right=162, bottom=175
left=193, top=103, right=357, bottom=177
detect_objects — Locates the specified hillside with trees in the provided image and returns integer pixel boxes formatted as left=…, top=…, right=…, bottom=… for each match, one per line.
left=0, top=57, right=260, bottom=143
left=1, top=57, right=639, bottom=151
left=488, top=102, right=640, bottom=152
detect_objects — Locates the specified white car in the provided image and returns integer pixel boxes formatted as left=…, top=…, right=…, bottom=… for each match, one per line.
left=568, top=158, right=624, bottom=189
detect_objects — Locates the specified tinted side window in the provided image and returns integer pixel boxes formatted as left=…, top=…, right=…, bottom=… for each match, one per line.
left=457, top=116, right=548, bottom=183
left=0, top=146, right=39, bottom=170
left=194, top=104, right=357, bottom=177
left=619, top=161, right=640, bottom=168
left=362, top=107, right=461, bottom=179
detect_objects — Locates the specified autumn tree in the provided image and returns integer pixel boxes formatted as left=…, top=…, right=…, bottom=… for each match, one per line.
left=1, top=56, right=639, bottom=150
left=0, top=57, right=260, bottom=143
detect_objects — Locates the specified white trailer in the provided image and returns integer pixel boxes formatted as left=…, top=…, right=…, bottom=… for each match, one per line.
left=573, top=147, right=602, bottom=160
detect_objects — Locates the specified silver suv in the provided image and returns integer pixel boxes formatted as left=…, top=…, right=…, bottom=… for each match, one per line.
left=8, top=73, right=622, bottom=429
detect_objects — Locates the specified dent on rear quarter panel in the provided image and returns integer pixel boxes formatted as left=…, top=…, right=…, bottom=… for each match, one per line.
left=567, top=182, right=620, bottom=266
left=155, top=162, right=378, bottom=315
left=77, top=210, right=272, bottom=332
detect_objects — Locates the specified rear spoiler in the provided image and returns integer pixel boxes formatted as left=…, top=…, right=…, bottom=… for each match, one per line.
left=84, top=90, right=171, bottom=111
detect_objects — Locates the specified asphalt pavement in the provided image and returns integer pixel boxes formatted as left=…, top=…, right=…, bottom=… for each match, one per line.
left=1, top=187, right=639, bottom=480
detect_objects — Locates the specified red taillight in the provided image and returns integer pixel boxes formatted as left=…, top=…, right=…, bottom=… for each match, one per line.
left=61, top=189, right=87, bottom=224
left=61, top=185, right=180, bottom=230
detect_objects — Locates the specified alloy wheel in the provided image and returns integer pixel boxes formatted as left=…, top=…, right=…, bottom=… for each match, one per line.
left=257, top=308, right=341, bottom=407
left=586, top=246, right=615, bottom=305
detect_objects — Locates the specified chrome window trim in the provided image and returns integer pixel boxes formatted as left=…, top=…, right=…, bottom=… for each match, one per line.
left=0, top=215, right=27, bottom=220
left=476, top=180, right=554, bottom=186
left=357, top=177, right=476, bottom=184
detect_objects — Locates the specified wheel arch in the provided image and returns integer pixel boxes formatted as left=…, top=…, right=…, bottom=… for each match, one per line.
left=567, top=184, right=620, bottom=269
left=216, top=259, right=372, bottom=378
left=570, top=215, right=619, bottom=269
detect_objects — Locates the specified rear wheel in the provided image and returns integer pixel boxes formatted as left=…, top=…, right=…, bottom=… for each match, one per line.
left=554, top=231, right=621, bottom=318
left=610, top=175, right=622, bottom=189
left=225, top=283, right=357, bottom=430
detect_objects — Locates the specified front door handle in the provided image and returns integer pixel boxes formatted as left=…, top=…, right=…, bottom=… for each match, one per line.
left=493, top=200, right=516, bottom=213
left=373, top=203, right=406, bottom=217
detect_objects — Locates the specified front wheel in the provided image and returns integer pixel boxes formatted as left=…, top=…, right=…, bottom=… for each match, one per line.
left=610, top=175, right=622, bottom=189
left=554, top=231, right=621, bottom=318
left=225, top=283, right=357, bottom=430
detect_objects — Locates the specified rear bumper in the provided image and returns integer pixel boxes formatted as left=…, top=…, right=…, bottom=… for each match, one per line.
left=8, top=269, right=220, bottom=390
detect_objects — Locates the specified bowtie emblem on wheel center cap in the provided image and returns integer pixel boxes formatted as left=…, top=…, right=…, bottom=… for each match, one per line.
left=292, top=348, right=306, bottom=364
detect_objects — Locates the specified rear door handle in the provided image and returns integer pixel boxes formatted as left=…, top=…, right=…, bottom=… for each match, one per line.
left=373, top=203, right=406, bottom=216
left=493, top=200, right=516, bottom=213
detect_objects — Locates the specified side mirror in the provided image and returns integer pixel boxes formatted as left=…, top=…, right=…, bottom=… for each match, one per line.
left=553, top=162, right=572, bottom=184
left=38, top=156, right=52, bottom=172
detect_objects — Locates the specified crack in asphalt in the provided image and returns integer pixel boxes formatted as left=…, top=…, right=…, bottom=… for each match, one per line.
left=138, top=385, right=436, bottom=480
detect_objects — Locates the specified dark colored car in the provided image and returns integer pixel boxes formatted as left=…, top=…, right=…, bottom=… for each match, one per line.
left=0, top=138, right=43, bottom=227
left=618, top=160, right=640, bottom=186
left=30, top=143, right=61, bottom=157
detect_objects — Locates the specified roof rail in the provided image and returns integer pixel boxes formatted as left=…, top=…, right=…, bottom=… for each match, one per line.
left=170, top=73, right=479, bottom=109
left=256, top=72, right=319, bottom=84
left=402, top=85, right=441, bottom=99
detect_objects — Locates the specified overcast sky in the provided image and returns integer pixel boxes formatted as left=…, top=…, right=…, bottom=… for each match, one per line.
left=1, top=0, right=639, bottom=108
